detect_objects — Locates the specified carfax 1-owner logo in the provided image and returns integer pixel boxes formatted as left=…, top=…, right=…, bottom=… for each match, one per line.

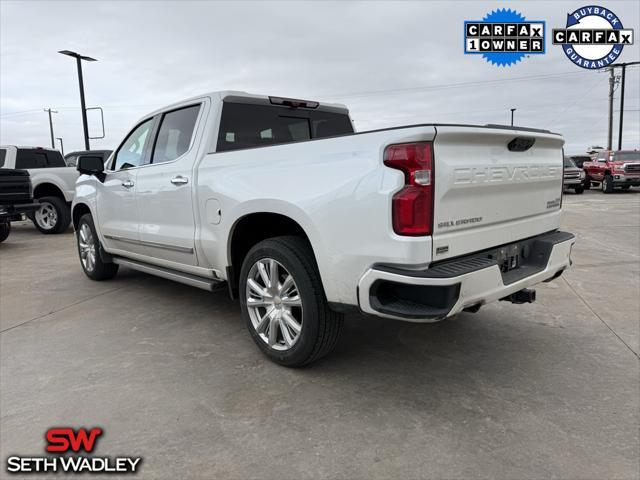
left=464, top=8, right=546, bottom=66
left=5, top=427, right=142, bottom=474
left=553, top=5, right=634, bottom=69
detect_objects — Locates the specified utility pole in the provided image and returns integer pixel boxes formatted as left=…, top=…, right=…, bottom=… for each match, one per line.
left=510, top=108, right=516, bottom=126
left=611, top=61, right=640, bottom=150
left=56, top=137, right=64, bottom=155
left=44, top=108, right=58, bottom=148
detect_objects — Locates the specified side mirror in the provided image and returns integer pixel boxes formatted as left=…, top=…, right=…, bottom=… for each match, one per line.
left=77, top=155, right=105, bottom=176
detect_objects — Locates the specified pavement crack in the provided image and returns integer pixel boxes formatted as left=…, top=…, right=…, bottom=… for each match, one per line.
left=0, top=286, right=126, bottom=334
left=562, top=277, right=639, bottom=359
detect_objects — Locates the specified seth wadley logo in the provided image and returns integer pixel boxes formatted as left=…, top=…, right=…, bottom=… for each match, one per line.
left=5, top=427, right=142, bottom=474
left=553, top=5, right=634, bottom=69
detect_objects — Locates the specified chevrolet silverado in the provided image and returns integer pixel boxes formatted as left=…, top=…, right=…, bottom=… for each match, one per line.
left=72, top=91, right=575, bottom=366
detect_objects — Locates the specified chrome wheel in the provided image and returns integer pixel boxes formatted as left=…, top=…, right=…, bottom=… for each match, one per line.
left=245, top=258, right=303, bottom=351
left=78, top=223, right=96, bottom=272
left=34, top=202, right=57, bottom=230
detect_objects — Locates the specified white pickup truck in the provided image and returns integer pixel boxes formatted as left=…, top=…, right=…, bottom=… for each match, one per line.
left=0, top=146, right=77, bottom=233
left=72, top=91, right=575, bottom=366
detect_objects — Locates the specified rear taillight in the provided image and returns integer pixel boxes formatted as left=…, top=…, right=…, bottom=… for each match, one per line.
left=383, top=142, right=434, bottom=236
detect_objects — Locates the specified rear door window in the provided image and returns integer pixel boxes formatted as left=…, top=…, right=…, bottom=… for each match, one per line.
left=216, top=102, right=353, bottom=152
left=151, top=105, right=200, bottom=164
left=45, top=151, right=66, bottom=167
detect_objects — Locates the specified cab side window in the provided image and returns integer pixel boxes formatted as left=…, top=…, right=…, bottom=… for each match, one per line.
left=151, top=105, right=200, bottom=164
left=112, top=118, right=154, bottom=170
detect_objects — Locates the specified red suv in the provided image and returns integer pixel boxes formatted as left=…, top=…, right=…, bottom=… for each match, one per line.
left=583, top=149, right=640, bottom=193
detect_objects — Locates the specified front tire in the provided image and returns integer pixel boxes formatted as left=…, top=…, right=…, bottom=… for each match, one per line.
left=583, top=174, right=591, bottom=190
left=76, top=214, right=119, bottom=280
left=602, top=175, right=614, bottom=194
left=574, top=186, right=584, bottom=194
left=239, top=236, right=343, bottom=367
left=33, top=196, right=71, bottom=234
left=0, top=222, right=10, bottom=243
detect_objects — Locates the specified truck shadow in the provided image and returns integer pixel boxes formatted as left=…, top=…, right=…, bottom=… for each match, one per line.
left=119, top=266, right=569, bottom=405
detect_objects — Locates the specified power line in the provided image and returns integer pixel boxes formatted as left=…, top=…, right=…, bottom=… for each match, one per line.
left=316, top=70, right=599, bottom=100
left=547, top=74, right=609, bottom=127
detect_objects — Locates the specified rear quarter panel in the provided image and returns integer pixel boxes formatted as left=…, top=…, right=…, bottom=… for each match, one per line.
left=194, top=126, right=437, bottom=305
left=30, top=167, right=78, bottom=202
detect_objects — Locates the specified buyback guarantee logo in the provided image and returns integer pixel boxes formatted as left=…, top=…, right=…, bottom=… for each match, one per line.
left=6, top=427, right=142, bottom=474
left=553, top=5, right=634, bottom=69
left=464, top=8, right=546, bottom=66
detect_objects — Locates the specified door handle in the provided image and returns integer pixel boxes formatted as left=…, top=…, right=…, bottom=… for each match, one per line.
left=122, top=180, right=134, bottom=188
left=171, top=176, right=189, bottom=185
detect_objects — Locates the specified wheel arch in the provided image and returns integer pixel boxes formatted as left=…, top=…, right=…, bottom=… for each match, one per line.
left=72, top=203, right=92, bottom=230
left=226, top=212, right=319, bottom=298
left=33, top=182, right=66, bottom=201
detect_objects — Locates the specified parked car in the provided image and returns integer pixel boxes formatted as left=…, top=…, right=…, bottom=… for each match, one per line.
left=583, top=149, right=640, bottom=193
left=0, top=168, right=39, bottom=243
left=65, top=150, right=112, bottom=167
left=72, top=91, right=575, bottom=366
left=0, top=146, right=77, bottom=233
left=563, top=157, right=585, bottom=194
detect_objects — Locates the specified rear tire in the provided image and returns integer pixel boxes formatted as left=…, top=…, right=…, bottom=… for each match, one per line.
left=0, top=222, right=10, bottom=243
left=33, top=196, right=71, bottom=234
left=239, top=235, right=343, bottom=367
left=76, top=213, right=119, bottom=280
left=602, top=175, right=614, bottom=194
left=574, top=186, right=584, bottom=194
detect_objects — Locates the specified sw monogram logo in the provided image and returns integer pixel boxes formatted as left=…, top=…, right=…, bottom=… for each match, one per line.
left=5, top=426, right=142, bottom=474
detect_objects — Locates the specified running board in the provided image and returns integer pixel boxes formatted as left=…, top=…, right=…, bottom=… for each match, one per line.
left=112, top=257, right=223, bottom=291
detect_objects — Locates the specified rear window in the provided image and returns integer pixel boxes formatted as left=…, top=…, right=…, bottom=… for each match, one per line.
left=0, top=149, right=5, bottom=167
left=216, top=102, right=353, bottom=152
left=16, top=149, right=66, bottom=169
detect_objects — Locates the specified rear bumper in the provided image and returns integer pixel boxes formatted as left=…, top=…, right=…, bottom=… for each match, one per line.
left=358, top=230, right=575, bottom=322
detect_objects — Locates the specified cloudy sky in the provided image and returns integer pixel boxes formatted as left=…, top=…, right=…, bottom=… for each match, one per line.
left=1, top=0, right=638, bottom=154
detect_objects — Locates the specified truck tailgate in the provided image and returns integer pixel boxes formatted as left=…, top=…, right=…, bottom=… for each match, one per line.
left=431, top=126, right=564, bottom=261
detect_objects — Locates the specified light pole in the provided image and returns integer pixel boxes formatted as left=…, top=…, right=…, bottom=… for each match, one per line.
left=510, top=108, right=516, bottom=126
left=56, top=137, right=64, bottom=155
left=58, top=50, right=97, bottom=150
left=43, top=108, right=58, bottom=148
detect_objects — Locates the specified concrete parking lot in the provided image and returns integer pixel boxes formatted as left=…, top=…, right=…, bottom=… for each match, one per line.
left=1, top=189, right=638, bottom=479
